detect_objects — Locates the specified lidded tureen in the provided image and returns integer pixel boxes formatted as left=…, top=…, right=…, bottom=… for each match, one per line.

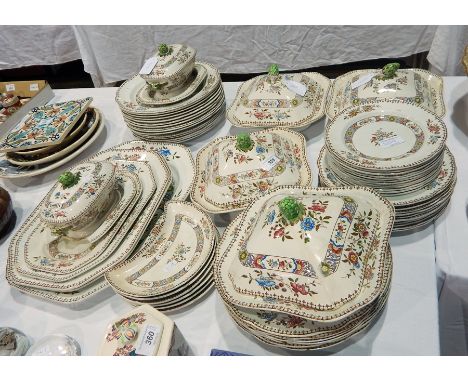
left=40, top=161, right=117, bottom=239
left=326, top=63, right=445, bottom=119
left=226, top=64, right=330, bottom=130
left=191, top=127, right=312, bottom=213
left=140, top=43, right=196, bottom=92
left=214, top=186, right=395, bottom=320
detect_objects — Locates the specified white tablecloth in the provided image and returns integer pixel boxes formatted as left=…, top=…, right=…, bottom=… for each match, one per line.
left=0, top=83, right=440, bottom=355
left=433, top=77, right=468, bottom=355
left=0, top=26, right=80, bottom=69
left=73, top=26, right=437, bottom=86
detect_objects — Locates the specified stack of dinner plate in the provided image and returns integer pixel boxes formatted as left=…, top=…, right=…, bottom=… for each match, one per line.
left=318, top=101, right=456, bottom=231
left=6, top=141, right=196, bottom=305
left=116, top=44, right=225, bottom=143
left=105, top=201, right=217, bottom=312
left=214, top=186, right=395, bottom=350
left=0, top=98, right=104, bottom=179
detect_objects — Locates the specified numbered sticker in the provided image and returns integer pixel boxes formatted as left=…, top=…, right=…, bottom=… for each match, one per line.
left=5, top=84, right=15, bottom=92
left=139, top=57, right=159, bottom=75
left=283, top=79, right=307, bottom=96
left=378, top=136, right=405, bottom=148
left=29, top=83, right=39, bottom=92
left=135, top=324, right=162, bottom=356
left=351, top=73, right=375, bottom=90
left=262, top=155, right=281, bottom=171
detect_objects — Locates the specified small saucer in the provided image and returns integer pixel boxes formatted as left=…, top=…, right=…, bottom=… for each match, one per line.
left=136, top=64, right=207, bottom=106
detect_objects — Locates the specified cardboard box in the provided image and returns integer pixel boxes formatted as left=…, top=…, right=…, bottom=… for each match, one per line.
left=0, top=80, right=54, bottom=138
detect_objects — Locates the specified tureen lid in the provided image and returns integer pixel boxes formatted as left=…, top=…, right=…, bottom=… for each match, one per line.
left=193, top=128, right=311, bottom=211
left=41, top=161, right=116, bottom=226
left=218, top=186, right=395, bottom=315
left=226, top=64, right=330, bottom=129
left=140, top=43, right=196, bottom=83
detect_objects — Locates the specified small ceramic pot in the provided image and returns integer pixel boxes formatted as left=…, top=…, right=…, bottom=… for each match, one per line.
left=0, top=187, right=13, bottom=234
left=40, top=161, right=117, bottom=239
left=140, top=43, right=196, bottom=92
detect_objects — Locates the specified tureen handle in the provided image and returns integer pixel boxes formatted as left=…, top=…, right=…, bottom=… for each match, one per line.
left=236, top=133, right=254, bottom=152
left=268, top=64, right=280, bottom=76
left=381, top=62, right=400, bottom=79
left=279, top=196, right=305, bottom=224
left=158, top=43, right=173, bottom=57
left=58, top=171, right=81, bottom=189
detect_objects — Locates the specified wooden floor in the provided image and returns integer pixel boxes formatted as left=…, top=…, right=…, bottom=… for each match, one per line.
left=0, top=52, right=429, bottom=89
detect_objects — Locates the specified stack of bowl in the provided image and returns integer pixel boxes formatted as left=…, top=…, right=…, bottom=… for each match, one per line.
left=214, top=186, right=395, bottom=350
left=116, top=43, right=225, bottom=142
left=0, top=98, right=104, bottom=179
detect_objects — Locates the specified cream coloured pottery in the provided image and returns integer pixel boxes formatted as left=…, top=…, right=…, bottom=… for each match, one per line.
left=6, top=148, right=172, bottom=294
left=0, top=98, right=92, bottom=153
left=140, top=43, right=196, bottom=90
left=191, top=127, right=312, bottom=213
left=227, top=71, right=330, bottom=130
left=214, top=186, right=395, bottom=321
left=325, top=101, right=447, bottom=172
left=326, top=68, right=445, bottom=119
left=105, top=201, right=216, bottom=299
left=5, top=108, right=100, bottom=167
left=0, top=109, right=104, bottom=179
left=40, top=161, right=116, bottom=239
left=137, top=64, right=207, bottom=106
left=98, top=305, right=174, bottom=356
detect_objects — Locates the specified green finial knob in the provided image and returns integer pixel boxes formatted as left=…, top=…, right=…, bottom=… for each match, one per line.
left=382, top=62, right=400, bottom=79
left=279, top=196, right=305, bottom=223
left=158, top=44, right=172, bottom=57
left=236, top=133, right=254, bottom=152
left=268, top=64, right=279, bottom=76
left=58, top=171, right=81, bottom=189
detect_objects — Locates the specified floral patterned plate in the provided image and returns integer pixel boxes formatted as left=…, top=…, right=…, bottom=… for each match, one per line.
left=214, top=185, right=395, bottom=321
left=105, top=201, right=217, bottom=299
left=191, top=127, right=312, bottom=214
left=0, top=98, right=92, bottom=153
left=325, top=101, right=447, bottom=171
left=227, top=70, right=330, bottom=130
left=115, top=141, right=195, bottom=201
left=0, top=109, right=104, bottom=179
left=98, top=304, right=175, bottom=356
left=318, top=146, right=456, bottom=208
left=326, top=68, right=445, bottom=120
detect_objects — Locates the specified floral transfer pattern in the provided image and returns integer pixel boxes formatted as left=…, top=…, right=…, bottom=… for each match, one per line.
left=206, top=133, right=303, bottom=203
left=263, top=199, right=332, bottom=243
left=320, top=197, right=359, bottom=275
left=370, top=128, right=398, bottom=146
left=1, top=98, right=91, bottom=151
left=241, top=269, right=318, bottom=298
left=126, top=214, right=210, bottom=292
left=106, top=312, right=146, bottom=356
left=343, top=115, right=426, bottom=163
left=341, top=210, right=378, bottom=279
left=256, top=311, right=307, bottom=329
left=238, top=251, right=317, bottom=278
